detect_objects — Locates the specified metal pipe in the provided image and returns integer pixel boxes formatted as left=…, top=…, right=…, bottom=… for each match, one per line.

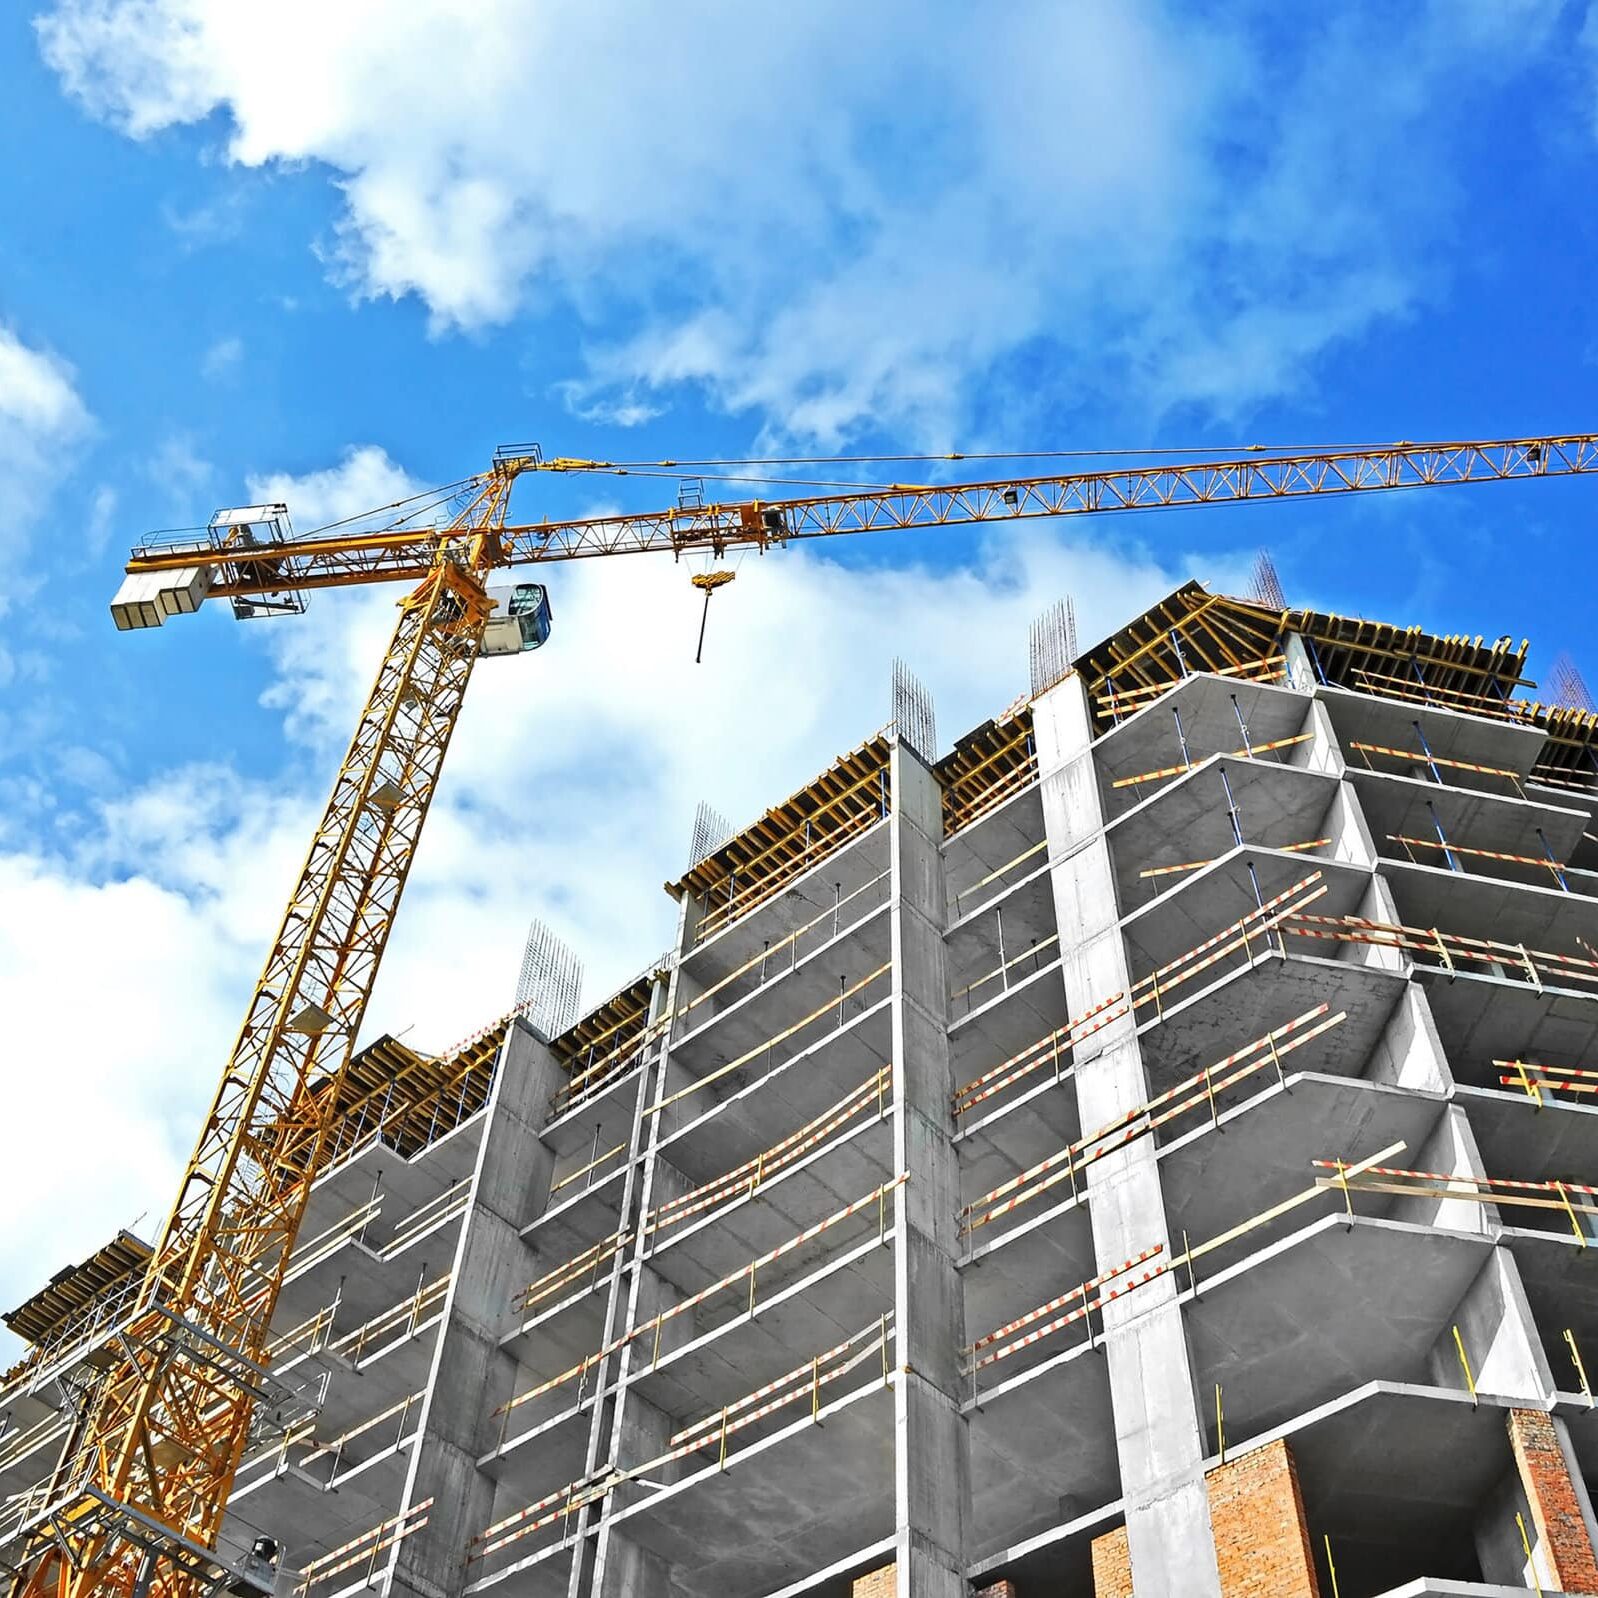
left=1172, top=706, right=1193, bottom=771
left=1412, top=720, right=1443, bottom=786
left=1219, top=767, right=1244, bottom=850
left=1230, top=693, right=1253, bottom=758
left=1427, top=800, right=1463, bottom=873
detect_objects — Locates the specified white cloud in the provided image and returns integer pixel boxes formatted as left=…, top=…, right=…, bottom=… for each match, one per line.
left=201, top=333, right=243, bottom=380
left=85, top=483, right=118, bottom=556
left=0, top=441, right=1253, bottom=1345
left=33, top=1, right=1566, bottom=440
left=0, top=327, right=91, bottom=560
left=0, top=831, right=279, bottom=1346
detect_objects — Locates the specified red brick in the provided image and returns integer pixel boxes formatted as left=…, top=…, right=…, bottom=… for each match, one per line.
left=851, top=1565, right=896, bottom=1598
left=1091, top=1526, right=1133, bottom=1598
left=1206, top=1440, right=1320, bottom=1598
left=1507, top=1407, right=1598, bottom=1594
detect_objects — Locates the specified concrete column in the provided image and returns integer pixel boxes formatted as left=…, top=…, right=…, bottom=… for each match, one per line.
left=585, top=914, right=694, bottom=1598
left=388, top=1019, right=565, bottom=1598
left=1033, top=676, right=1223, bottom=1598
left=889, top=742, right=971, bottom=1598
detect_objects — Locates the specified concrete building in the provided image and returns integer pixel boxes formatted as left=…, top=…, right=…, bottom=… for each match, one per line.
left=6, top=580, right=1598, bottom=1598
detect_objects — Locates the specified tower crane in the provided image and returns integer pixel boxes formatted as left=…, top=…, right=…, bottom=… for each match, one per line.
left=11, top=433, right=1598, bottom=1598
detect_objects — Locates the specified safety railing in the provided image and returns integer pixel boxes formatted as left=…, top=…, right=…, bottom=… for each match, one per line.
left=493, top=1178, right=904, bottom=1439
left=963, top=1138, right=1406, bottom=1405
left=676, top=869, right=891, bottom=1034
left=0, top=1411, right=68, bottom=1478
left=960, top=1005, right=1344, bottom=1235
left=471, top=1315, right=893, bottom=1571
left=1280, top=910, right=1598, bottom=995
left=1347, top=737, right=1526, bottom=796
left=649, top=963, right=892, bottom=1125
left=381, top=1178, right=471, bottom=1260
left=295, top=1498, right=433, bottom=1596
left=515, top=1067, right=894, bottom=1321
left=284, top=1195, right=384, bottom=1282
left=548, top=1014, right=668, bottom=1122
left=694, top=767, right=890, bottom=946
left=0, top=1268, right=150, bottom=1405
left=952, top=870, right=1330, bottom=1118
left=1095, top=655, right=1288, bottom=722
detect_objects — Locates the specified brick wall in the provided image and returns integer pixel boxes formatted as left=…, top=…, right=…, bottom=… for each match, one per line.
left=1090, top=1527, right=1133, bottom=1598
left=1507, top=1407, right=1598, bottom=1594
left=1206, top=1440, right=1320, bottom=1598
left=851, top=1565, right=896, bottom=1598
left=850, top=1566, right=1017, bottom=1598
left=1091, top=1441, right=1318, bottom=1597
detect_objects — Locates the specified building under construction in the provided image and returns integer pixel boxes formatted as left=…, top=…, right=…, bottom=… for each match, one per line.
left=8, top=578, right=1598, bottom=1598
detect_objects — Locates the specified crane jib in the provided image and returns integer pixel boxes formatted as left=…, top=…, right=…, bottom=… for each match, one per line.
left=116, top=434, right=1598, bottom=609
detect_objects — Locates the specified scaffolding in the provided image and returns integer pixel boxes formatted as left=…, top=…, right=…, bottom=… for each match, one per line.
left=938, top=705, right=1037, bottom=835
left=670, top=735, right=892, bottom=944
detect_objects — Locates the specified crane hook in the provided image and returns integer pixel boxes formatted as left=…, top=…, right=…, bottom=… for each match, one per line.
left=690, top=570, right=737, bottom=663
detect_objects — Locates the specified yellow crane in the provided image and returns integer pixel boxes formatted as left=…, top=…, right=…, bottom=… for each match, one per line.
left=10, top=433, right=1598, bottom=1598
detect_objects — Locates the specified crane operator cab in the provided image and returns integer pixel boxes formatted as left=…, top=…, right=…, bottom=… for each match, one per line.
left=482, top=582, right=553, bottom=657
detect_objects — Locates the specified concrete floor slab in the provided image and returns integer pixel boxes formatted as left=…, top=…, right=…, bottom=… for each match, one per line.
left=464, top=1528, right=574, bottom=1598
left=1503, top=1227, right=1598, bottom=1384
left=1159, top=1073, right=1446, bottom=1258
left=946, top=868, right=1057, bottom=1007
left=479, top=1395, right=593, bottom=1505
left=682, top=820, right=890, bottom=986
left=1137, top=946, right=1407, bottom=1095
left=1094, top=675, right=1313, bottom=824
left=633, top=1235, right=894, bottom=1424
left=964, top=1491, right=1121, bottom=1598
left=1349, top=767, right=1586, bottom=871
left=1385, top=861, right=1598, bottom=967
left=1456, top=1085, right=1598, bottom=1189
left=967, top=1344, right=1118, bottom=1561
left=232, top=1431, right=412, bottom=1578
left=298, top=1121, right=482, bottom=1248
left=659, top=1000, right=894, bottom=1148
left=1317, top=685, right=1548, bottom=785
left=279, top=1222, right=455, bottom=1333
left=963, top=1192, right=1097, bottom=1345
left=542, top=1054, right=648, bottom=1159
left=1120, top=848, right=1372, bottom=983
left=1420, top=968, right=1598, bottom=1089
left=648, top=1119, right=892, bottom=1298
left=660, top=1029, right=892, bottom=1201
left=610, top=1384, right=894, bottom=1598
left=1183, top=1214, right=1491, bottom=1440
left=671, top=902, right=889, bottom=1076
left=956, top=1074, right=1080, bottom=1214
left=522, top=1160, right=627, bottom=1267
left=1109, top=757, right=1338, bottom=913
left=949, top=960, right=1068, bottom=1085
left=1262, top=1381, right=1515, bottom=1595
left=943, top=783, right=1045, bottom=907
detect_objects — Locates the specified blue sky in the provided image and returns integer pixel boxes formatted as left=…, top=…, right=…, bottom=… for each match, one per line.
left=1, top=0, right=1596, bottom=1333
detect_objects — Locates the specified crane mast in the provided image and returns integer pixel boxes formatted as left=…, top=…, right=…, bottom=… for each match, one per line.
left=9, top=476, right=513, bottom=1598
left=8, top=432, right=1597, bottom=1598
